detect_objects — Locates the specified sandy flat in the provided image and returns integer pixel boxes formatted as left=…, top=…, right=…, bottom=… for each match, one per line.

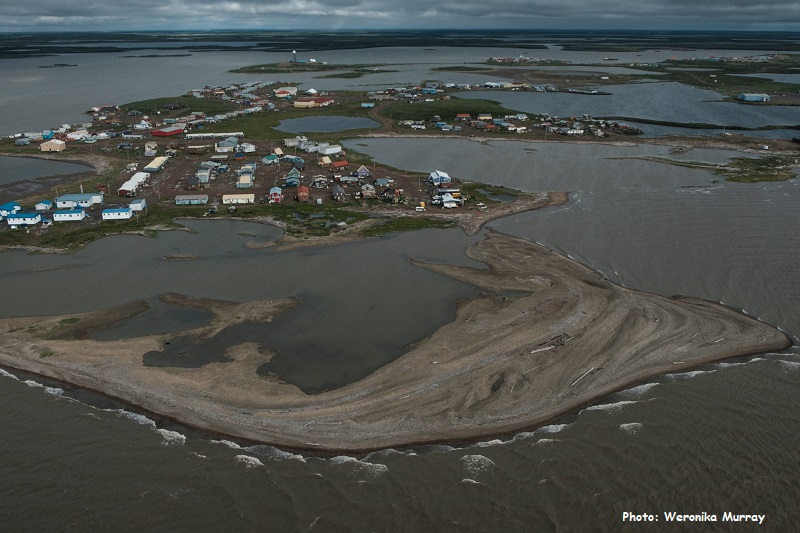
left=0, top=232, right=789, bottom=452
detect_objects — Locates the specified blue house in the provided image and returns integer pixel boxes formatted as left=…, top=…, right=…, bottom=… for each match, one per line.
left=0, top=202, right=22, bottom=218
left=284, top=176, right=300, bottom=187
left=6, top=212, right=41, bottom=226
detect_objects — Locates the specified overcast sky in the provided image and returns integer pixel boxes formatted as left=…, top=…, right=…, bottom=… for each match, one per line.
left=0, top=0, right=798, bottom=32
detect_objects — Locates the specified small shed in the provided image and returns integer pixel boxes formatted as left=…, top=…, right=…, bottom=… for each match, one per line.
left=40, top=139, right=66, bottom=152
left=130, top=199, right=147, bottom=212
left=284, top=176, right=300, bottom=188
left=102, top=208, right=133, bottom=220
left=269, top=187, right=283, bottom=204
left=297, top=185, right=310, bottom=202
left=35, top=200, right=53, bottom=211
left=286, top=168, right=301, bottom=179
left=14, top=138, right=30, bottom=146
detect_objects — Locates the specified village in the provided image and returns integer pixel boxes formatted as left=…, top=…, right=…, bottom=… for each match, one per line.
left=2, top=68, right=786, bottom=238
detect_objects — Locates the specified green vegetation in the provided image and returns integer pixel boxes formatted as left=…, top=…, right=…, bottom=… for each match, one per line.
left=39, top=348, right=54, bottom=358
left=432, top=66, right=488, bottom=72
left=718, top=155, right=799, bottom=183
left=361, top=217, right=455, bottom=237
left=461, top=183, right=521, bottom=203
left=633, top=155, right=798, bottom=183
left=230, top=62, right=393, bottom=74
left=59, top=318, right=81, bottom=325
left=195, top=100, right=375, bottom=141
left=315, top=68, right=398, bottom=79
left=123, top=96, right=238, bottom=116
left=630, top=55, right=800, bottom=100
left=380, top=97, right=519, bottom=122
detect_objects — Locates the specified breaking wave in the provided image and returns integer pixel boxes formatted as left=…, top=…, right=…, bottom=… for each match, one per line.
left=246, top=444, right=306, bottom=463
left=460, top=454, right=495, bottom=478
left=665, top=370, right=716, bottom=381
left=117, top=410, right=157, bottom=428
left=619, top=383, right=659, bottom=398
left=619, top=422, right=643, bottom=435
left=235, top=455, right=264, bottom=469
left=210, top=439, right=243, bottom=449
left=156, top=428, right=186, bottom=446
left=0, top=368, right=19, bottom=380
left=329, top=456, right=388, bottom=480
left=581, top=400, right=638, bottom=414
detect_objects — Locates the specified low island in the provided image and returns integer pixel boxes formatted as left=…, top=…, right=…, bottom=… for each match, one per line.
left=0, top=231, right=789, bottom=452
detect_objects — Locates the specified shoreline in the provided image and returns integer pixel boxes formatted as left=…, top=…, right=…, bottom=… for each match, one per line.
left=0, top=231, right=790, bottom=453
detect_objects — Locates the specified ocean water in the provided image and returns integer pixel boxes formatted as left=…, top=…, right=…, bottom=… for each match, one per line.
left=1, top=40, right=800, bottom=530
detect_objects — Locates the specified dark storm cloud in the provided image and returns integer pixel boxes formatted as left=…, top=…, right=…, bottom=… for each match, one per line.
left=0, top=0, right=798, bottom=30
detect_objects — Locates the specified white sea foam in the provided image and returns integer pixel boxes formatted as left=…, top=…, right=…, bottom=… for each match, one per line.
left=460, top=454, right=495, bottom=478
left=44, top=386, right=64, bottom=396
left=210, top=439, right=242, bottom=449
left=619, top=383, right=659, bottom=398
left=235, top=455, right=264, bottom=469
left=118, top=411, right=157, bottom=428
left=533, top=438, right=558, bottom=446
left=474, top=439, right=504, bottom=448
left=665, top=369, right=716, bottom=381
left=0, top=368, right=19, bottom=380
left=157, top=428, right=186, bottom=446
left=778, top=360, right=800, bottom=371
left=246, top=444, right=306, bottom=462
left=712, top=361, right=746, bottom=369
left=581, top=400, right=638, bottom=414
left=329, top=456, right=388, bottom=480
left=460, top=478, right=482, bottom=485
left=22, top=379, right=43, bottom=388
left=619, top=422, right=643, bottom=435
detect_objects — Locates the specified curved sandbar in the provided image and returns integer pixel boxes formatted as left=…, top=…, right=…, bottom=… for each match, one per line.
left=0, top=232, right=789, bottom=452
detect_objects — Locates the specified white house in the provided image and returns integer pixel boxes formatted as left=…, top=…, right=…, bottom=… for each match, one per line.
left=222, top=194, right=255, bottom=204
left=55, top=193, right=103, bottom=209
left=40, top=139, right=66, bottom=152
left=53, top=209, right=86, bottom=222
left=35, top=200, right=53, bottom=211
left=429, top=170, right=452, bottom=186
left=129, top=199, right=147, bottom=212
left=101, top=208, right=133, bottom=220
left=6, top=212, right=41, bottom=226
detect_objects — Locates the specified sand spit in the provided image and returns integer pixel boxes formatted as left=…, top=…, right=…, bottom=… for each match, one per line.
left=0, top=233, right=789, bottom=452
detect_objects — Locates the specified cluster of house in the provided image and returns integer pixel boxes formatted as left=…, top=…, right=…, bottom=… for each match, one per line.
left=488, top=57, right=562, bottom=64
left=398, top=111, right=639, bottom=137
left=1, top=194, right=147, bottom=229
left=427, top=171, right=464, bottom=209
left=366, top=83, right=471, bottom=102
left=282, top=135, right=343, bottom=156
